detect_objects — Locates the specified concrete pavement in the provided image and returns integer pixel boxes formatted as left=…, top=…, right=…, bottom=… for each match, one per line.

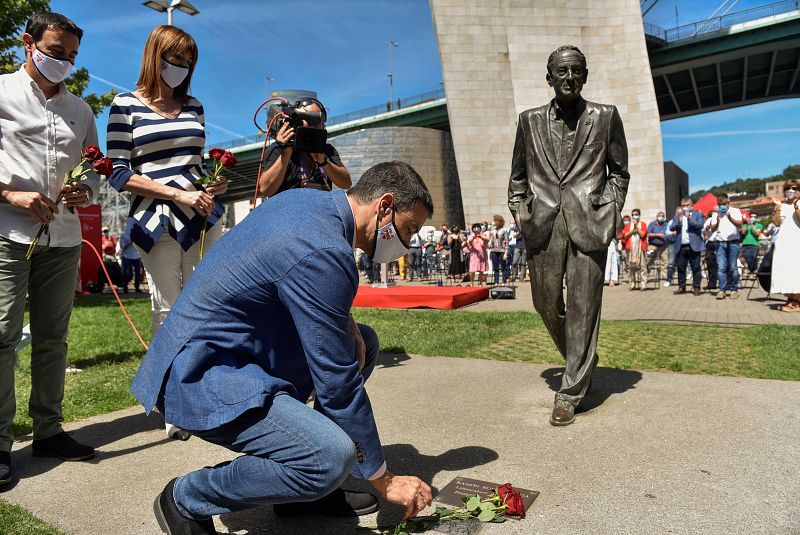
left=3, top=354, right=798, bottom=534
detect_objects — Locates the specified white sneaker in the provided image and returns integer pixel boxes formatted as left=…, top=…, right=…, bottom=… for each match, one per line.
left=663, top=281, right=670, bottom=287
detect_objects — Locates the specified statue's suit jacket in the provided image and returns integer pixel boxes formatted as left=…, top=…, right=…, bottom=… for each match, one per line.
left=507, top=98, right=630, bottom=253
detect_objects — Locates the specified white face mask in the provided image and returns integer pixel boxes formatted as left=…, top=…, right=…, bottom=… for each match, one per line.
left=371, top=208, right=409, bottom=264
left=31, top=45, right=73, bottom=84
left=160, top=58, right=189, bottom=88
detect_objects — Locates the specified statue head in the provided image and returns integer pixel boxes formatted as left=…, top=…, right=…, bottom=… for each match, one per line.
left=546, top=45, right=588, bottom=106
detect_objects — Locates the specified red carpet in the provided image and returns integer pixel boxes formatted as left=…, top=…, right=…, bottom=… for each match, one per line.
left=353, top=285, right=490, bottom=310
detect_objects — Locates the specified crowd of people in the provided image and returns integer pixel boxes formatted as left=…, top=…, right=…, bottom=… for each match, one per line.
left=357, top=183, right=800, bottom=311
left=605, top=187, right=799, bottom=312
left=358, top=215, right=528, bottom=286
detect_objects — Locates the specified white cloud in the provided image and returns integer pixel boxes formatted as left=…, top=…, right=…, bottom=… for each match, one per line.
left=663, top=128, right=800, bottom=139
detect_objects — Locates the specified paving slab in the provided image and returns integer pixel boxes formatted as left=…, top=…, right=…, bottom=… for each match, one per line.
left=3, top=354, right=799, bottom=534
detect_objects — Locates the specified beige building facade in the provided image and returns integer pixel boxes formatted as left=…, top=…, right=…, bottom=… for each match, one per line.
left=430, top=0, right=666, bottom=224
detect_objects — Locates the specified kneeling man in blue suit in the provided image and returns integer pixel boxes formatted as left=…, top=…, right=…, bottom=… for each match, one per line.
left=132, top=162, right=435, bottom=534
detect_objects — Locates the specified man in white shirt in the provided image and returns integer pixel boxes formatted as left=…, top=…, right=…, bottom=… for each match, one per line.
left=0, top=12, right=99, bottom=486
left=708, top=193, right=743, bottom=299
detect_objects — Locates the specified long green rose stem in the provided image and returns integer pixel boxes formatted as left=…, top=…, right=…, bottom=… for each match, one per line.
left=199, top=215, right=209, bottom=259
left=25, top=192, right=64, bottom=260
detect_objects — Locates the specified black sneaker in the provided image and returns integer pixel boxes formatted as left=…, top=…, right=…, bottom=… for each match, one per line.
left=274, top=488, right=379, bottom=518
left=154, top=478, right=217, bottom=535
left=0, top=451, right=10, bottom=486
left=32, top=432, right=94, bottom=461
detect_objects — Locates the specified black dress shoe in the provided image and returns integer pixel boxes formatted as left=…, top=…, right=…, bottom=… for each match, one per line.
left=32, top=432, right=94, bottom=461
left=274, top=488, right=380, bottom=518
left=154, top=478, right=217, bottom=535
left=0, top=451, right=11, bottom=486
left=550, top=395, right=575, bottom=426
left=692, top=288, right=702, bottom=296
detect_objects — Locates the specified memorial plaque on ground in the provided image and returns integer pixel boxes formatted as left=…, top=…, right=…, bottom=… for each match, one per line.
left=436, top=476, right=539, bottom=513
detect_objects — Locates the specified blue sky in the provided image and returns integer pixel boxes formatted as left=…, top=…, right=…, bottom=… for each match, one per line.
left=47, top=0, right=800, bottom=193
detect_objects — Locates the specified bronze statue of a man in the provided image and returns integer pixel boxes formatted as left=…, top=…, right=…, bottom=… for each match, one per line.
left=508, top=45, right=629, bottom=426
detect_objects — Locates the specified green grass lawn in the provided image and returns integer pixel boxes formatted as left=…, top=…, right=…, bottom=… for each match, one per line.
left=0, top=499, right=65, bottom=535
left=10, top=296, right=800, bottom=436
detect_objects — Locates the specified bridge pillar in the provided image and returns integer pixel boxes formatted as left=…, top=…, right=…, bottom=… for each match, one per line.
left=430, top=0, right=667, bottom=223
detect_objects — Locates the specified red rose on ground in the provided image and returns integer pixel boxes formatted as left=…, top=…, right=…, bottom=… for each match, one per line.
left=220, top=151, right=237, bottom=169
left=83, top=145, right=102, bottom=162
left=92, top=157, right=113, bottom=176
left=497, top=483, right=525, bottom=518
left=208, top=148, right=225, bottom=161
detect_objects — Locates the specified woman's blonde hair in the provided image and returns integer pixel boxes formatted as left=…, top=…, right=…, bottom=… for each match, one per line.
left=493, top=214, right=505, bottom=227
left=136, top=25, right=198, bottom=103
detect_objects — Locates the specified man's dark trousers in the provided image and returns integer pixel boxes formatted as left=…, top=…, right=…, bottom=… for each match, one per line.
left=527, top=213, right=605, bottom=407
left=704, top=244, right=718, bottom=289
left=676, top=244, right=702, bottom=290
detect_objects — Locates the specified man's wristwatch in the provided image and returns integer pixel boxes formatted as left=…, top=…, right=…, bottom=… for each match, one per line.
left=318, top=157, right=330, bottom=168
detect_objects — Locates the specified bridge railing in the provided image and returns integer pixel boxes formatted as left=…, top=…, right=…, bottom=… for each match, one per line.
left=645, top=0, right=799, bottom=43
left=326, top=88, right=446, bottom=127
left=207, top=88, right=446, bottom=151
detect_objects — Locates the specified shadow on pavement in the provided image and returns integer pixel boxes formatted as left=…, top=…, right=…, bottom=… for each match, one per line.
left=217, top=444, right=499, bottom=535
left=4, top=410, right=166, bottom=488
left=540, top=366, right=643, bottom=413
left=375, top=352, right=411, bottom=369
left=375, top=444, right=499, bottom=525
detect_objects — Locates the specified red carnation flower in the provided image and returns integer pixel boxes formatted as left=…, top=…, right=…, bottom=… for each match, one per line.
left=83, top=145, right=102, bottom=162
left=208, top=148, right=225, bottom=161
left=92, top=157, right=113, bottom=177
left=497, top=483, right=525, bottom=518
left=220, top=151, right=237, bottom=169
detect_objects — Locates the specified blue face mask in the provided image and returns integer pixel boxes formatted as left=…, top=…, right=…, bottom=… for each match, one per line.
left=683, top=207, right=691, bottom=214
left=657, top=217, right=665, bottom=223
left=719, top=205, right=729, bottom=214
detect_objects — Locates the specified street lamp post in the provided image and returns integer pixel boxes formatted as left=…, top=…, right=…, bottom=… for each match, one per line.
left=265, top=76, right=275, bottom=99
left=388, top=40, right=398, bottom=110
left=142, top=0, right=199, bottom=26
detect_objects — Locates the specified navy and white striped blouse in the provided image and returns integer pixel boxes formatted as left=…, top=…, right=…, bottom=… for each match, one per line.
left=106, top=92, right=222, bottom=253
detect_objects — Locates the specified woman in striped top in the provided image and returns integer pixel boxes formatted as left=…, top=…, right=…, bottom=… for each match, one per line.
left=106, top=26, right=227, bottom=439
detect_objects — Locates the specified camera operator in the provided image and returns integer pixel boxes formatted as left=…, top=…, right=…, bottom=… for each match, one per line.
left=258, top=98, right=351, bottom=197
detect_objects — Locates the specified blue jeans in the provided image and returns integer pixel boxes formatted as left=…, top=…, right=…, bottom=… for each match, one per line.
left=173, top=324, right=379, bottom=519
left=490, top=251, right=508, bottom=284
left=716, top=241, right=740, bottom=292
left=741, top=245, right=759, bottom=273
left=407, top=247, right=421, bottom=279
left=121, top=257, right=142, bottom=291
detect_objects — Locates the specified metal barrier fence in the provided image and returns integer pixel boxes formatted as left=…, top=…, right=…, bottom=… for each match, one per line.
left=644, top=0, right=800, bottom=43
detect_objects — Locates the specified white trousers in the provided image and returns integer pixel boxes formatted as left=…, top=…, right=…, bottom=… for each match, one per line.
left=136, top=225, right=223, bottom=337
left=605, top=243, right=619, bottom=283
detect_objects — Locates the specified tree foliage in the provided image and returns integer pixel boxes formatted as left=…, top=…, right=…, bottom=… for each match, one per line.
left=65, top=67, right=117, bottom=116
left=0, top=0, right=49, bottom=74
left=691, top=164, right=800, bottom=201
left=0, top=0, right=116, bottom=116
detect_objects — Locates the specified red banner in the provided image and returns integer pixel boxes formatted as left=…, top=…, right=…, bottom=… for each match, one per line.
left=76, top=204, right=102, bottom=294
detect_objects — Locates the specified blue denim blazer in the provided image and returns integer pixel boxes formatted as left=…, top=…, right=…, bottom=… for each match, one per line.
left=130, top=189, right=385, bottom=479
left=669, top=210, right=706, bottom=253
